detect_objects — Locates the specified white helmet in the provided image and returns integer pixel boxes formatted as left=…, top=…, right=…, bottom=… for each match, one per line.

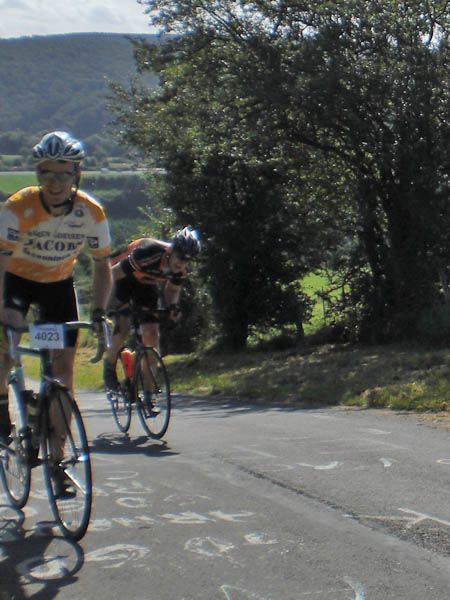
left=32, top=131, right=85, bottom=164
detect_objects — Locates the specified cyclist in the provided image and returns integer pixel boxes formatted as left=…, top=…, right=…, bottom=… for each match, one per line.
left=0, top=131, right=112, bottom=496
left=103, top=227, right=201, bottom=410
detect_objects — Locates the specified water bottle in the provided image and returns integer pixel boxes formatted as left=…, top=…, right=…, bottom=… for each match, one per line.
left=121, top=349, right=135, bottom=380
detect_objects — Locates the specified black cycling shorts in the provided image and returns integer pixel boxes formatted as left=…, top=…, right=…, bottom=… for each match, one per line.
left=113, top=277, right=160, bottom=323
left=4, top=273, right=79, bottom=346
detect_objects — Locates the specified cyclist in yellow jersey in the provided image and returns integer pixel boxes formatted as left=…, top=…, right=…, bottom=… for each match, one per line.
left=0, top=131, right=112, bottom=495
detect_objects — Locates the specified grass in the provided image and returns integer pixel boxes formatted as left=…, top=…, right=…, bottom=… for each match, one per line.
left=162, top=342, right=450, bottom=414
left=17, top=320, right=450, bottom=415
left=0, top=170, right=141, bottom=195
left=21, top=340, right=450, bottom=415
left=0, top=173, right=36, bottom=194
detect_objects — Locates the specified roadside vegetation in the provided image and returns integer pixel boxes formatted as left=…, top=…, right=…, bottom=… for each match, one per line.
left=21, top=339, right=450, bottom=415
left=3, top=10, right=450, bottom=417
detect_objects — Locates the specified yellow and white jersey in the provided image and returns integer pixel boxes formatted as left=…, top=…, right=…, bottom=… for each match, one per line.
left=0, top=186, right=112, bottom=282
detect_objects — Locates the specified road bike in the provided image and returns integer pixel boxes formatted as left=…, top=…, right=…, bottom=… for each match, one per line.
left=106, top=308, right=172, bottom=440
left=0, top=319, right=108, bottom=541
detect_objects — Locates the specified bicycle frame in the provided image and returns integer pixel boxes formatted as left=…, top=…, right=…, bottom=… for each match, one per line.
left=1, top=320, right=109, bottom=540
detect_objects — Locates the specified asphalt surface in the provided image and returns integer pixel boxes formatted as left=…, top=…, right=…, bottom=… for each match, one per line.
left=1, top=392, right=450, bottom=599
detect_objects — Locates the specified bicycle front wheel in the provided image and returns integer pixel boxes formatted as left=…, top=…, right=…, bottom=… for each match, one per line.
left=0, top=381, right=31, bottom=509
left=107, top=350, right=132, bottom=433
left=134, top=347, right=171, bottom=439
left=42, top=386, right=92, bottom=541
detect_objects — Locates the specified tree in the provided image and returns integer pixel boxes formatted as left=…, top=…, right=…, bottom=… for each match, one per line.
left=113, top=0, right=450, bottom=345
left=110, top=17, right=327, bottom=350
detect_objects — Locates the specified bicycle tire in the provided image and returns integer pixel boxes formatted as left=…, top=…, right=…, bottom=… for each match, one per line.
left=107, top=350, right=132, bottom=433
left=42, top=385, right=92, bottom=541
left=133, top=346, right=171, bottom=439
left=0, top=380, right=32, bottom=508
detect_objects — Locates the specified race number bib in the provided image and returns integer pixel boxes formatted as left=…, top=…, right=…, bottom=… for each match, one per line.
left=29, top=324, right=65, bottom=349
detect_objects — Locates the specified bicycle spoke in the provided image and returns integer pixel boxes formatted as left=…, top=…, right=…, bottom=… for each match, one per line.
left=42, top=387, right=92, bottom=541
left=134, top=347, right=171, bottom=439
left=108, top=351, right=132, bottom=433
left=0, top=384, right=31, bottom=508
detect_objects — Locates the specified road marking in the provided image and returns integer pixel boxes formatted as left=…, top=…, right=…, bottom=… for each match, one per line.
left=105, top=480, right=153, bottom=495
left=244, top=533, right=278, bottom=545
left=359, top=507, right=450, bottom=530
left=297, top=461, right=341, bottom=470
left=162, top=511, right=215, bottom=524
left=105, top=470, right=139, bottom=480
left=85, top=544, right=150, bottom=569
left=220, top=578, right=366, bottom=599
left=398, top=508, right=450, bottom=529
left=344, top=577, right=366, bottom=599
left=209, top=510, right=254, bottom=522
left=309, top=414, right=344, bottom=421
left=362, top=428, right=391, bottom=435
left=17, top=555, right=70, bottom=581
left=185, top=537, right=234, bottom=557
left=116, top=497, right=149, bottom=508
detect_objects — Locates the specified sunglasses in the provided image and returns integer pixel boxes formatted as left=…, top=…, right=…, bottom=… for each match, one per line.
left=38, top=170, right=76, bottom=184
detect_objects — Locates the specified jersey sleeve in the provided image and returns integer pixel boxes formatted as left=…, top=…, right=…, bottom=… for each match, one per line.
left=83, top=197, right=112, bottom=259
left=0, top=196, right=21, bottom=255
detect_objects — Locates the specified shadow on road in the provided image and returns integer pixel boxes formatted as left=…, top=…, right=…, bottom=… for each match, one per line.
left=171, top=393, right=335, bottom=418
left=0, top=505, right=84, bottom=599
left=90, top=432, right=179, bottom=459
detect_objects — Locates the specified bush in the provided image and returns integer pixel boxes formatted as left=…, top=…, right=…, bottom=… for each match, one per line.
left=416, top=304, right=450, bottom=344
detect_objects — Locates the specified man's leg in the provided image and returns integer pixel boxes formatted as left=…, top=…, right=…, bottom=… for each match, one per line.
left=140, top=322, right=161, bottom=416
left=0, top=308, right=25, bottom=441
left=103, top=313, right=130, bottom=390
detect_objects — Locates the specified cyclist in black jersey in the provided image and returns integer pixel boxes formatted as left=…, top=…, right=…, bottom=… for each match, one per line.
left=103, top=227, right=201, bottom=392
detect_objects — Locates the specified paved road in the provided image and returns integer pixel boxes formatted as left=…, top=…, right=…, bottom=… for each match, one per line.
left=1, top=392, right=450, bottom=599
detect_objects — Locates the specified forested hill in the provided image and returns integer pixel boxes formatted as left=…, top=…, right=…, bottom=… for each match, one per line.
left=0, top=33, right=159, bottom=139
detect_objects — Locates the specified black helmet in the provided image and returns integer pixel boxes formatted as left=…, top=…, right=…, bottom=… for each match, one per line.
left=171, top=227, right=201, bottom=260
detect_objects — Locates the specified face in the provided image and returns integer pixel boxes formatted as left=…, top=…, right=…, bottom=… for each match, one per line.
left=168, top=252, right=189, bottom=276
left=37, top=159, right=79, bottom=209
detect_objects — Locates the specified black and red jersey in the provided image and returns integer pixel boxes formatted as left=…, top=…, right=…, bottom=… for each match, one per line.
left=111, top=238, right=185, bottom=286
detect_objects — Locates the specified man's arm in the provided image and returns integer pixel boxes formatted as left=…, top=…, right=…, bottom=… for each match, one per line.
left=111, top=261, right=126, bottom=282
left=0, top=254, right=20, bottom=327
left=164, top=281, right=182, bottom=306
left=163, top=281, right=183, bottom=322
left=0, top=254, right=8, bottom=323
left=92, top=257, right=113, bottom=312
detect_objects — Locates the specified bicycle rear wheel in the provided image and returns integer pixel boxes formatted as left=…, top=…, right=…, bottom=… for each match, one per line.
left=42, top=385, right=92, bottom=541
left=0, top=381, right=31, bottom=508
left=134, top=347, right=171, bottom=439
left=107, top=350, right=132, bottom=433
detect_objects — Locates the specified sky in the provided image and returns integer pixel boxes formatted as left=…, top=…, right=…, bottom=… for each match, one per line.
left=0, top=0, right=156, bottom=39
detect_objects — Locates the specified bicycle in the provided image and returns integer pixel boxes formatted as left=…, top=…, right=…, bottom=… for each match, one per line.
left=106, top=307, right=172, bottom=440
left=0, top=319, right=108, bottom=541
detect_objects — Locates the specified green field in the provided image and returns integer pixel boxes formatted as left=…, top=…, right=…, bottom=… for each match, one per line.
left=0, top=170, right=142, bottom=195
left=0, top=172, right=36, bottom=194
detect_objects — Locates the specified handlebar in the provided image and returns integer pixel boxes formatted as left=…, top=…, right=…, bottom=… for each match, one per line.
left=108, top=303, right=181, bottom=325
left=5, top=319, right=111, bottom=364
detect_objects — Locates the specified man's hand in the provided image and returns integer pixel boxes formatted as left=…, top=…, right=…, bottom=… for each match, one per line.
left=91, top=308, right=107, bottom=344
